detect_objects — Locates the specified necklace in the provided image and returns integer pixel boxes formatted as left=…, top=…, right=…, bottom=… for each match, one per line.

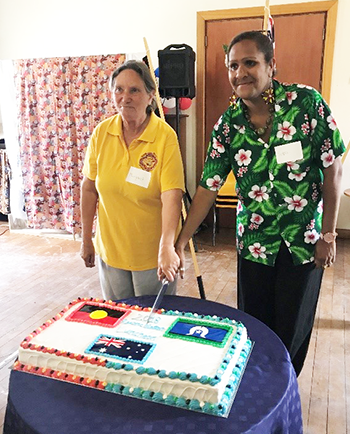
left=243, top=103, right=274, bottom=137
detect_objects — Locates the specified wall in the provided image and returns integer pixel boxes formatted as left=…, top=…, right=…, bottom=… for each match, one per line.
left=0, top=0, right=349, bottom=229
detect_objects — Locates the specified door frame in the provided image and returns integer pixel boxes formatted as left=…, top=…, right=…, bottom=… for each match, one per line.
left=196, top=1, right=338, bottom=182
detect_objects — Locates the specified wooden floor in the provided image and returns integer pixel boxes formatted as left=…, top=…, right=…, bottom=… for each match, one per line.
left=0, top=222, right=349, bottom=433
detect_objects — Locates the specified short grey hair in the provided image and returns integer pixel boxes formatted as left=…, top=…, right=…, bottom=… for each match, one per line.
left=109, top=60, right=157, bottom=114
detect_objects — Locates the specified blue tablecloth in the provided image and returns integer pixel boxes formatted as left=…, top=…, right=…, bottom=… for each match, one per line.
left=4, top=295, right=303, bottom=433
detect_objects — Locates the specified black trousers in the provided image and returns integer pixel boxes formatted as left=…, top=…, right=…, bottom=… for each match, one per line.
left=237, top=241, right=324, bottom=376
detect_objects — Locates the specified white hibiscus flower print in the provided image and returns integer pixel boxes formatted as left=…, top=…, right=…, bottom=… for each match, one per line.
left=237, top=201, right=243, bottom=214
left=327, top=114, right=337, bottom=131
left=233, top=124, right=246, bottom=134
left=248, top=243, right=267, bottom=259
left=288, top=172, right=307, bottom=182
left=248, top=185, right=269, bottom=202
left=250, top=213, right=264, bottom=225
left=310, top=118, right=317, bottom=134
left=321, top=150, right=335, bottom=168
left=213, top=116, right=223, bottom=131
left=286, top=161, right=300, bottom=171
left=277, top=121, right=296, bottom=141
left=317, top=200, right=323, bottom=213
left=206, top=175, right=222, bottom=191
left=238, top=223, right=244, bottom=236
left=284, top=195, right=308, bottom=212
left=212, top=137, right=225, bottom=153
left=286, top=91, right=297, bottom=105
left=235, top=149, right=252, bottom=166
left=304, top=229, right=319, bottom=244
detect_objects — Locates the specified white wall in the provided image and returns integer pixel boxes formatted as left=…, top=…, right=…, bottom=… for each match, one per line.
left=0, top=0, right=349, bottom=228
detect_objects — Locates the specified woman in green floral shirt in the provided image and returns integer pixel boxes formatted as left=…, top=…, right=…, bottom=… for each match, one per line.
left=175, top=31, right=345, bottom=376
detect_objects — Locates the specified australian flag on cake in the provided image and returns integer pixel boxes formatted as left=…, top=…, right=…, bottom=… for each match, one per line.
left=86, top=334, right=154, bottom=362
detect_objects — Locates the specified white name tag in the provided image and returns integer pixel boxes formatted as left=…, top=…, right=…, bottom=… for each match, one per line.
left=275, top=141, right=303, bottom=164
left=126, top=166, right=151, bottom=188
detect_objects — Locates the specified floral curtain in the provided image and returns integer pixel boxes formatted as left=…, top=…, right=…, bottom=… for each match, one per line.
left=0, top=149, right=11, bottom=214
left=13, top=54, right=125, bottom=235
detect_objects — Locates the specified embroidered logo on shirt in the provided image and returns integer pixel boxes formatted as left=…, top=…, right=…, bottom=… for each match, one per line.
left=139, top=152, right=158, bottom=171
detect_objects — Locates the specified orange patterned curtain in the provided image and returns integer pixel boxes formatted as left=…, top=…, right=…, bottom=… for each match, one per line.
left=14, top=54, right=125, bottom=235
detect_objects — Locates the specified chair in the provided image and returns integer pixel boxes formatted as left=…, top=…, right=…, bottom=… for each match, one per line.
left=213, top=171, right=238, bottom=245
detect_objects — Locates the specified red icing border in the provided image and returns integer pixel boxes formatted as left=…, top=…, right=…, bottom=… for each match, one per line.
left=19, top=298, right=163, bottom=369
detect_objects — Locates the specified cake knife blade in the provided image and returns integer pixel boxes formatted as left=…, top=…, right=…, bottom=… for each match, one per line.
left=144, top=278, right=169, bottom=326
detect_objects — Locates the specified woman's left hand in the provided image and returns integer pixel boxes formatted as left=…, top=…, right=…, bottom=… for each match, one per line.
left=314, top=239, right=336, bottom=269
left=157, top=245, right=180, bottom=282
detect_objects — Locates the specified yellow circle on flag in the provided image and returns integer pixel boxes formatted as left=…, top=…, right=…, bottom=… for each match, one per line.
left=89, top=310, right=108, bottom=319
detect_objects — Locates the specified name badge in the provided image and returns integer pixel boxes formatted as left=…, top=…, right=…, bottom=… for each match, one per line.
left=126, top=166, right=151, bottom=188
left=275, top=141, right=303, bottom=164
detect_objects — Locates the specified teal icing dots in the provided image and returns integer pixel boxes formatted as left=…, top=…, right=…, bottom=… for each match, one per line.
left=142, top=390, right=153, bottom=400
left=147, top=367, right=157, bottom=375
left=122, top=386, right=131, bottom=395
left=189, top=399, right=201, bottom=411
left=113, top=384, right=123, bottom=393
left=106, top=361, right=114, bottom=369
left=124, top=364, right=133, bottom=371
left=199, top=375, right=209, bottom=384
left=136, top=367, right=146, bottom=375
left=175, top=397, right=187, bottom=408
left=132, top=387, right=142, bottom=397
left=189, top=373, right=198, bottom=382
left=165, top=395, right=176, bottom=405
left=105, top=383, right=114, bottom=392
left=178, top=372, right=188, bottom=381
left=158, top=370, right=167, bottom=378
left=168, top=371, right=178, bottom=379
left=153, top=392, right=163, bottom=402
left=202, top=402, right=213, bottom=414
left=113, top=362, right=122, bottom=370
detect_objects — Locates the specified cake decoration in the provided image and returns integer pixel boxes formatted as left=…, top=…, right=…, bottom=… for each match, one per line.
left=86, top=334, right=155, bottom=363
left=164, top=318, right=234, bottom=347
left=65, top=301, right=130, bottom=327
left=14, top=298, right=252, bottom=418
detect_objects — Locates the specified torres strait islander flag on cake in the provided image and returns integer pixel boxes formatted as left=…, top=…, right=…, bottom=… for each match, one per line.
left=14, top=298, right=252, bottom=418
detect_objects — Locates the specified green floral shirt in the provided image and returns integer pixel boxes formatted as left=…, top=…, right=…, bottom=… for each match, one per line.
left=200, top=80, right=345, bottom=266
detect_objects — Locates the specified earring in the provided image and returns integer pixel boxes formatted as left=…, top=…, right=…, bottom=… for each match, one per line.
left=229, top=91, right=239, bottom=109
left=261, top=82, right=275, bottom=105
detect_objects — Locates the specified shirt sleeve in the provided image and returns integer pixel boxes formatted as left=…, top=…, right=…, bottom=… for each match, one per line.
left=199, top=111, right=232, bottom=191
left=311, top=91, right=346, bottom=169
left=82, top=127, right=98, bottom=181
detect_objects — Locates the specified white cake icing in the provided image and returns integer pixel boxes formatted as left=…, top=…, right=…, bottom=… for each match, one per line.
left=15, top=299, right=251, bottom=417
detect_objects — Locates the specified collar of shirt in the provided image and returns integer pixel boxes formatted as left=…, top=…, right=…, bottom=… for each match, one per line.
left=106, top=112, right=159, bottom=144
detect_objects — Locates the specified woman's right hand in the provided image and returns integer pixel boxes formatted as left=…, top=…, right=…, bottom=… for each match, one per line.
left=80, top=240, right=95, bottom=268
left=175, top=242, right=186, bottom=279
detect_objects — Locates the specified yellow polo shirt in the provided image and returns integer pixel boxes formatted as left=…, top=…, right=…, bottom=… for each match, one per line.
left=83, top=112, right=185, bottom=270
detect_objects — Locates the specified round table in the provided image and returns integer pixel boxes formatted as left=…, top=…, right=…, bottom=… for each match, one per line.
left=4, top=295, right=303, bottom=434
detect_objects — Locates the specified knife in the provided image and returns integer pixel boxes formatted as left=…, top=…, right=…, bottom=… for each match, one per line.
left=144, top=278, right=169, bottom=327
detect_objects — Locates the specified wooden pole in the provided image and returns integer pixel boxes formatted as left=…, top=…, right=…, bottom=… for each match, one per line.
left=143, top=37, right=206, bottom=299
left=263, top=0, right=270, bottom=31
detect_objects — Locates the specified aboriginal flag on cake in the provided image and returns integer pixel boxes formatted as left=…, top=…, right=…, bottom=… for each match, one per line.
left=65, top=302, right=130, bottom=327
left=86, top=334, right=154, bottom=362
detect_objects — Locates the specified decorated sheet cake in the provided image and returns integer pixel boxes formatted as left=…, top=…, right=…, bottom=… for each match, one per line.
left=14, top=298, right=252, bottom=417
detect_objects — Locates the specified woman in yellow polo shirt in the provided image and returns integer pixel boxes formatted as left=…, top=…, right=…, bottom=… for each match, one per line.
left=80, top=60, right=185, bottom=300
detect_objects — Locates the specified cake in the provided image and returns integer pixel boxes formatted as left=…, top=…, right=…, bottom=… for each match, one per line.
left=14, top=298, right=252, bottom=417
